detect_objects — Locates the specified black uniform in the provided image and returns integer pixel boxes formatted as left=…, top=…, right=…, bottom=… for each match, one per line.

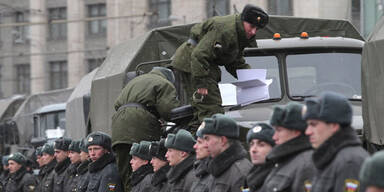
left=130, top=164, right=154, bottom=192
left=38, top=159, right=57, bottom=192
left=190, top=158, right=213, bottom=192
left=53, top=158, right=71, bottom=192
left=150, top=165, right=170, bottom=192
left=86, top=153, right=123, bottom=192
left=167, top=155, right=196, bottom=192
left=0, top=170, right=9, bottom=192
left=246, top=162, right=274, bottom=192
left=4, top=167, right=37, bottom=192
left=75, top=160, right=90, bottom=192
left=63, top=162, right=81, bottom=192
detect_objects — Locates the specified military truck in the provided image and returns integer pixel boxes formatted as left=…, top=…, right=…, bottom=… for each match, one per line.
left=87, top=16, right=370, bottom=147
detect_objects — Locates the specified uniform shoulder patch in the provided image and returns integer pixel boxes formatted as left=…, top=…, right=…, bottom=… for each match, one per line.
left=304, top=180, right=312, bottom=192
left=344, top=179, right=359, bottom=192
left=107, top=183, right=116, bottom=191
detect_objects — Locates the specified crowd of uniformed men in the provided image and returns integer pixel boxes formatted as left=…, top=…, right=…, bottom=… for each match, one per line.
left=0, top=3, right=383, bottom=192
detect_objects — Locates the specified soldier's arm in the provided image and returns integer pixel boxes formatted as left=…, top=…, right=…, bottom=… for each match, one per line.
left=98, top=174, right=124, bottom=192
left=155, top=82, right=181, bottom=121
left=190, top=29, right=220, bottom=89
left=334, top=160, right=364, bottom=192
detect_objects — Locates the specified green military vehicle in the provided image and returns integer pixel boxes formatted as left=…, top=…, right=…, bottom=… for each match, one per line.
left=87, top=16, right=375, bottom=148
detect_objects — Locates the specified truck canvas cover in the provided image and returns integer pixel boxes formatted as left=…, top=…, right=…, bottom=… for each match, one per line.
left=89, top=16, right=364, bottom=134
left=362, top=16, right=384, bottom=145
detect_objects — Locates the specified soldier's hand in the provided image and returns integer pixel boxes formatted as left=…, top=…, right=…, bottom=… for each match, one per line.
left=197, top=88, right=208, bottom=95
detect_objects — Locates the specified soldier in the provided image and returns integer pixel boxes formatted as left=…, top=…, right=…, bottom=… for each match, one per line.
left=53, top=137, right=72, bottom=192
left=199, top=114, right=251, bottom=191
left=75, top=139, right=90, bottom=192
left=111, top=66, right=180, bottom=191
left=86, top=131, right=123, bottom=192
left=63, top=140, right=81, bottom=192
left=35, top=147, right=44, bottom=169
left=164, top=129, right=196, bottom=191
left=0, top=155, right=9, bottom=192
left=246, top=123, right=275, bottom=192
left=360, top=151, right=384, bottom=192
left=5, top=152, right=37, bottom=192
left=149, top=139, right=170, bottom=192
left=169, top=4, right=268, bottom=122
left=129, top=141, right=154, bottom=192
left=303, top=92, right=369, bottom=192
left=38, top=143, right=57, bottom=192
left=259, top=102, right=315, bottom=192
left=190, top=127, right=213, bottom=192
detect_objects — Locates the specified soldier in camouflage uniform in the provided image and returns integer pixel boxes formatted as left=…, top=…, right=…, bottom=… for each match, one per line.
left=149, top=139, right=170, bottom=192
left=38, top=143, right=57, bottom=192
left=111, top=66, right=180, bottom=191
left=63, top=140, right=81, bottom=192
left=5, top=152, right=37, bottom=192
left=53, top=137, right=72, bottom=192
left=75, top=139, right=90, bottom=192
left=129, top=141, right=154, bottom=192
left=304, top=92, right=369, bottom=192
left=169, top=4, right=268, bottom=122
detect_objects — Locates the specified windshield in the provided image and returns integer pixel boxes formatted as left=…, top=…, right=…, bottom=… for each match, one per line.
left=39, top=111, right=66, bottom=139
left=286, top=52, right=361, bottom=99
left=220, top=56, right=281, bottom=104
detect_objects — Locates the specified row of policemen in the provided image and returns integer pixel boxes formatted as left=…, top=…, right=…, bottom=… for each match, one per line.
left=127, top=92, right=382, bottom=192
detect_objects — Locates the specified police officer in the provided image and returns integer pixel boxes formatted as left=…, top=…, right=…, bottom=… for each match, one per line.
left=63, top=140, right=81, bottom=192
left=5, top=152, right=37, bottom=192
left=0, top=155, right=9, bottom=192
left=86, top=131, right=123, bottom=192
left=112, top=66, right=180, bottom=191
left=169, top=4, right=269, bottom=122
left=38, top=143, right=57, bottom=192
left=360, top=151, right=384, bottom=192
left=246, top=123, right=275, bottom=192
left=259, top=102, right=315, bottom=192
left=53, top=137, right=72, bottom=192
left=200, top=114, right=251, bottom=192
left=149, top=139, right=170, bottom=192
left=190, top=127, right=213, bottom=192
left=165, top=129, right=196, bottom=191
left=304, top=92, right=369, bottom=192
left=75, top=139, right=90, bottom=192
left=129, top=141, right=154, bottom=192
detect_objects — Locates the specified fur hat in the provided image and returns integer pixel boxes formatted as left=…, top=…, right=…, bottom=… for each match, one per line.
left=270, top=102, right=307, bottom=131
left=130, top=141, right=152, bottom=161
left=165, top=129, right=196, bottom=153
left=246, top=123, right=275, bottom=146
left=8, top=152, right=26, bottom=165
left=360, top=151, right=384, bottom=188
left=200, top=114, right=239, bottom=139
left=85, top=131, right=112, bottom=151
left=54, top=137, right=72, bottom=151
left=150, top=139, right=167, bottom=161
left=241, top=4, right=269, bottom=29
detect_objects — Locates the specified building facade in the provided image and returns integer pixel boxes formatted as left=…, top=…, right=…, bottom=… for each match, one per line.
left=0, top=0, right=366, bottom=98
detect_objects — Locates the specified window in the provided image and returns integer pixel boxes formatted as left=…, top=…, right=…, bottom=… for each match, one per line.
left=48, top=7, right=67, bottom=40
left=87, top=58, right=104, bottom=72
left=50, top=61, right=67, bottom=90
left=15, top=64, right=30, bottom=94
left=268, top=0, right=293, bottom=16
left=148, top=0, right=171, bottom=29
left=207, top=0, right=230, bottom=17
left=14, top=12, right=29, bottom=44
left=87, top=4, right=106, bottom=35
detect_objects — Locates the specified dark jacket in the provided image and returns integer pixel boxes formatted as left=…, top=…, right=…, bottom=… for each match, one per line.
left=259, top=135, right=315, bottom=192
left=150, top=165, right=170, bottom=192
left=38, top=159, right=57, bottom=192
left=130, top=164, right=154, bottom=192
left=53, top=158, right=71, bottom=192
left=167, top=154, right=196, bottom=192
left=190, top=158, right=213, bottom=192
left=5, top=167, right=37, bottom=192
left=310, top=127, right=369, bottom=192
left=86, top=153, right=123, bottom=192
left=246, top=162, right=274, bottom=192
left=0, top=170, right=9, bottom=192
left=76, top=160, right=90, bottom=192
left=63, top=162, right=81, bottom=192
left=207, top=141, right=252, bottom=192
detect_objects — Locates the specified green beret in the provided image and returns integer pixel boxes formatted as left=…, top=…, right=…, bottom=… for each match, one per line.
left=35, top=146, right=43, bottom=156
left=54, top=137, right=72, bottom=151
left=130, top=141, right=152, bottom=161
left=270, top=102, right=307, bottom=131
left=241, top=4, right=269, bottom=29
left=8, top=152, right=26, bottom=165
left=86, top=131, right=112, bottom=151
left=360, top=151, right=384, bottom=188
left=41, top=143, right=55, bottom=155
left=200, top=114, right=239, bottom=139
left=165, top=129, right=196, bottom=153
left=246, top=123, right=275, bottom=146
left=150, top=139, right=167, bottom=161
left=69, top=140, right=81, bottom=153
left=2, top=155, right=9, bottom=166
left=79, top=138, right=88, bottom=153
left=303, top=92, right=352, bottom=126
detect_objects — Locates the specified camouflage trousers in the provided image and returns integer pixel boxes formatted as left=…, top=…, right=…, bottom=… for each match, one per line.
left=114, top=144, right=132, bottom=192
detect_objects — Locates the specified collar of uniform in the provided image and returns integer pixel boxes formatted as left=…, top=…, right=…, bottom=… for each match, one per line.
left=77, top=160, right=90, bottom=175
left=151, top=164, right=170, bottom=186
left=10, top=166, right=27, bottom=181
left=66, top=162, right=81, bottom=176
left=236, top=14, right=257, bottom=48
left=54, top=157, right=71, bottom=174
left=40, top=159, right=57, bottom=177
left=313, top=126, right=361, bottom=170
left=193, top=158, right=210, bottom=178
left=247, top=162, right=274, bottom=191
left=266, top=134, right=312, bottom=163
left=207, top=140, right=247, bottom=177
left=88, top=152, right=115, bottom=173
left=167, top=154, right=195, bottom=184
left=130, top=163, right=153, bottom=186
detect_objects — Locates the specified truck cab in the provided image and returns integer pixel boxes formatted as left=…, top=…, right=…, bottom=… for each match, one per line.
left=33, top=103, right=66, bottom=143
